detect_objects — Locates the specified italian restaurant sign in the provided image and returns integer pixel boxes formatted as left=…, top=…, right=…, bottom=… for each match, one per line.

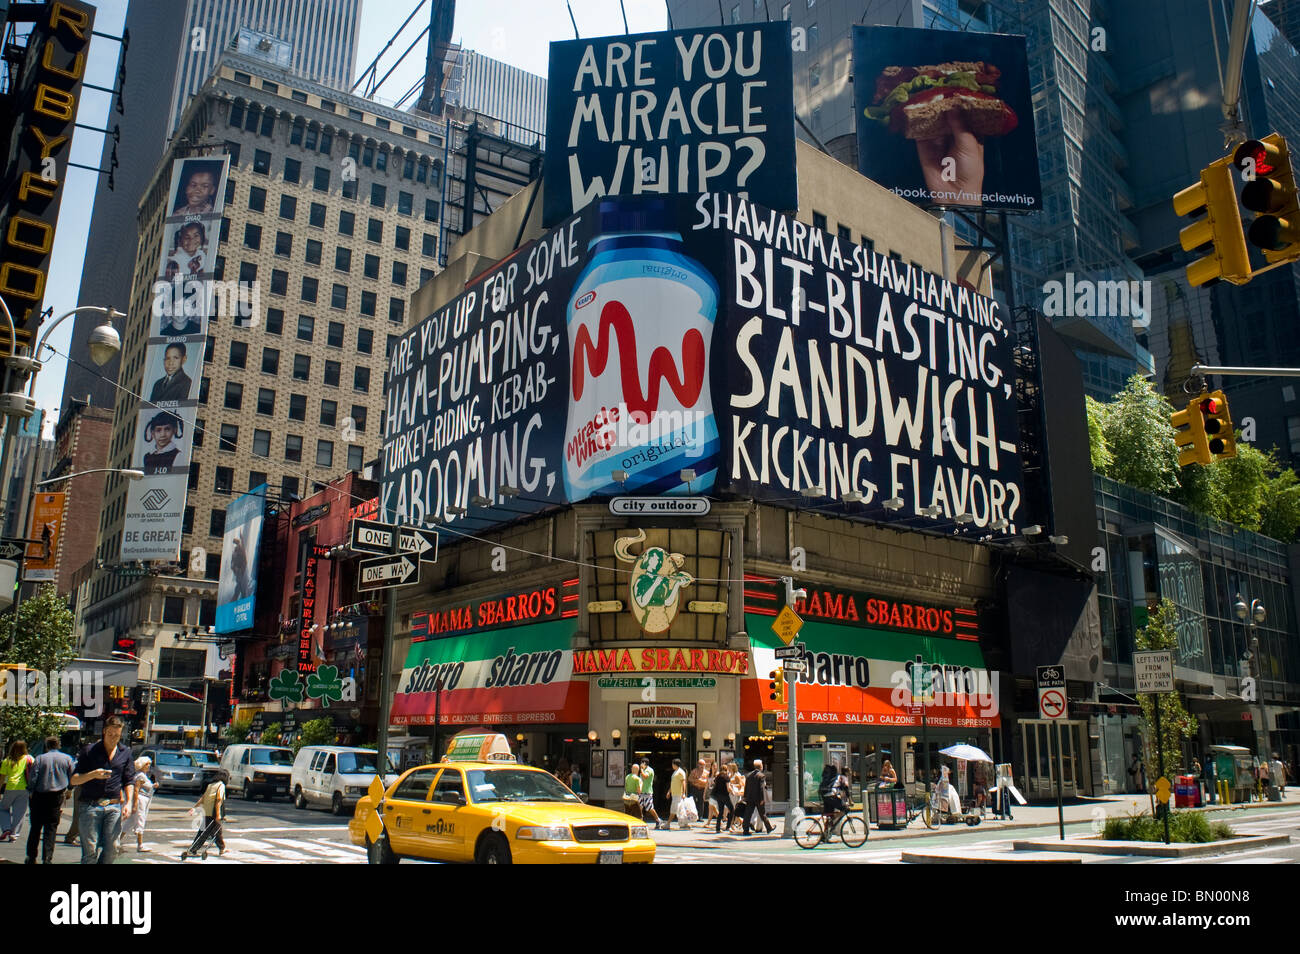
left=410, top=580, right=580, bottom=639
left=572, top=646, right=750, bottom=676
left=628, top=703, right=696, bottom=728
left=744, top=577, right=981, bottom=640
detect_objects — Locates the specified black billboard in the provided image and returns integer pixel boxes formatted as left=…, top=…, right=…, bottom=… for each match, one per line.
left=853, top=26, right=1041, bottom=212
left=543, top=22, right=797, bottom=226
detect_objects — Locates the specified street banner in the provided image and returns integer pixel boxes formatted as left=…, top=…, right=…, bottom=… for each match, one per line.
left=852, top=26, right=1041, bottom=212
left=215, top=485, right=265, bottom=634
left=23, top=491, right=65, bottom=581
left=383, top=192, right=1025, bottom=537
left=543, top=22, right=797, bottom=226
left=121, top=153, right=231, bottom=561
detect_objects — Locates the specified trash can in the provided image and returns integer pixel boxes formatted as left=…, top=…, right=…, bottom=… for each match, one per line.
left=869, top=784, right=908, bottom=830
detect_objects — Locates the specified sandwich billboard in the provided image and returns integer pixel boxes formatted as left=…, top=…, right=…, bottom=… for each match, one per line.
left=852, top=26, right=1041, bottom=213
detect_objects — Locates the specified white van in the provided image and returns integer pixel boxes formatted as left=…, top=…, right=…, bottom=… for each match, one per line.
left=291, top=745, right=398, bottom=815
left=220, top=744, right=295, bottom=801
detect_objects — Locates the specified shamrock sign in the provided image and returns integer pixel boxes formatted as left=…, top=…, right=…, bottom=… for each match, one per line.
left=306, top=664, right=344, bottom=708
left=268, top=668, right=305, bottom=704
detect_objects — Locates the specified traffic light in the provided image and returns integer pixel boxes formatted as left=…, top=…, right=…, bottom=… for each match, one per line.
left=115, top=635, right=136, bottom=657
left=1171, top=390, right=1236, bottom=467
left=767, top=668, right=787, bottom=708
left=1170, top=398, right=1210, bottom=467
left=1173, top=156, right=1251, bottom=286
left=1233, top=134, right=1300, bottom=264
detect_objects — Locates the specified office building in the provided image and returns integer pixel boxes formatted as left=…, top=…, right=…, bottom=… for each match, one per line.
left=450, top=49, right=547, bottom=142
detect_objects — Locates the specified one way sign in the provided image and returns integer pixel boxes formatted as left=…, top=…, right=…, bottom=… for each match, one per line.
left=350, top=519, right=438, bottom=562
left=0, top=540, right=25, bottom=561
left=357, top=554, right=419, bottom=591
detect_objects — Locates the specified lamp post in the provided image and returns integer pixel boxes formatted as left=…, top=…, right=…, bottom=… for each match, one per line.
left=113, top=649, right=156, bottom=744
left=1234, top=593, right=1269, bottom=758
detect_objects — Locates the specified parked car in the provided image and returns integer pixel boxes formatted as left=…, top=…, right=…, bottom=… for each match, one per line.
left=291, top=745, right=399, bottom=816
left=140, top=748, right=203, bottom=793
left=182, top=749, right=223, bottom=787
left=220, top=744, right=295, bottom=801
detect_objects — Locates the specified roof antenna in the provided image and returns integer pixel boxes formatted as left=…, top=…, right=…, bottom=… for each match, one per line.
left=665, top=0, right=674, bottom=30
left=764, top=0, right=772, bottom=20
left=566, top=0, right=580, bottom=38
left=860, top=0, right=877, bottom=23
left=717, top=0, right=725, bottom=25
left=619, top=0, right=630, bottom=34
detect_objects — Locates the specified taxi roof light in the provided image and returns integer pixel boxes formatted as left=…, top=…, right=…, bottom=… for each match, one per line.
left=442, top=732, right=517, bottom=763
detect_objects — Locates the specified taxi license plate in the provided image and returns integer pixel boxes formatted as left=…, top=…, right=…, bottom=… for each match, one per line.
left=597, top=850, right=623, bottom=864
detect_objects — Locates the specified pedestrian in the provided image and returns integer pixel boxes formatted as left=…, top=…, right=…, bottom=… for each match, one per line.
left=712, top=763, right=734, bottom=833
left=570, top=763, right=583, bottom=794
left=127, top=757, right=155, bottom=853
left=742, top=760, right=774, bottom=835
left=182, top=768, right=228, bottom=860
left=0, top=740, right=34, bottom=841
left=995, top=763, right=1014, bottom=820
left=880, top=759, right=898, bottom=786
left=1204, top=755, right=1218, bottom=804
left=638, top=759, right=662, bottom=829
left=1269, top=753, right=1287, bottom=796
left=623, top=762, right=643, bottom=818
left=1128, top=754, right=1146, bottom=794
left=24, top=736, right=75, bottom=865
left=667, top=758, right=689, bottom=830
left=690, top=758, right=711, bottom=827
left=69, top=716, right=137, bottom=864
left=727, top=761, right=744, bottom=831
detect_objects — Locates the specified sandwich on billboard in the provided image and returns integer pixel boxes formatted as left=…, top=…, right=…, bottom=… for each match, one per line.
left=121, top=154, right=231, bottom=561
left=382, top=193, right=1026, bottom=536
left=215, top=485, right=266, bottom=635
left=543, top=22, right=797, bottom=226
left=853, top=26, right=1041, bottom=212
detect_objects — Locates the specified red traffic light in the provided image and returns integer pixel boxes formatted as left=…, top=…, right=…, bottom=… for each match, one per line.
left=1199, top=397, right=1220, bottom=415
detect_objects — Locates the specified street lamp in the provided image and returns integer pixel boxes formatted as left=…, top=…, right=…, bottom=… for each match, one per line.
left=1234, top=593, right=1269, bottom=757
left=113, top=649, right=157, bottom=745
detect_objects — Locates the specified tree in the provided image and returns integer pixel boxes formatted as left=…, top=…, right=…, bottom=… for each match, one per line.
left=1097, top=375, right=1181, bottom=494
left=261, top=722, right=283, bottom=746
left=223, top=715, right=253, bottom=745
left=294, top=717, right=336, bottom=755
left=0, top=585, right=77, bottom=750
left=1260, top=466, right=1300, bottom=541
left=1085, top=395, right=1113, bottom=473
left=1214, top=442, right=1271, bottom=529
left=1135, top=599, right=1199, bottom=784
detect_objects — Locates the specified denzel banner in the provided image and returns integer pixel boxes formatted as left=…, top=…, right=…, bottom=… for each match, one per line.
left=543, top=22, right=797, bottom=226
left=853, top=26, right=1041, bottom=212
left=215, top=486, right=265, bottom=634
left=383, top=193, right=1026, bottom=536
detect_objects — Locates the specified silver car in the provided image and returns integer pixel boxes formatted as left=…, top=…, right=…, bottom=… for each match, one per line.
left=182, top=749, right=223, bottom=788
left=144, top=750, right=204, bottom=793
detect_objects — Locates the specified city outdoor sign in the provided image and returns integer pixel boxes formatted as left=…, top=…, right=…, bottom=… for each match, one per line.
left=609, top=497, right=711, bottom=516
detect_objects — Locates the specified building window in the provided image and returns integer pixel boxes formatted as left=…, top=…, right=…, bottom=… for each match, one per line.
left=215, top=466, right=233, bottom=493
left=320, top=399, right=337, bottom=427
left=243, top=223, right=262, bottom=249
left=279, top=195, right=297, bottom=220
left=238, top=261, right=257, bottom=284
left=253, top=429, right=271, bottom=456
left=219, top=423, right=239, bottom=452
left=837, top=224, right=851, bottom=244
left=289, top=394, right=307, bottom=420
left=375, top=150, right=388, bottom=172
left=257, top=388, right=275, bottom=415
left=324, top=360, right=341, bottom=387
left=249, top=471, right=267, bottom=491
left=249, top=186, right=266, bottom=212
left=1288, top=416, right=1300, bottom=454
left=259, top=347, right=279, bottom=375
left=313, top=166, right=330, bottom=191
left=291, top=90, right=308, bottom=103
left=348, top=445, right=364, bottom=471
left=254, top=149, right=271, bottom=175
left=198, top=377, right=210, bottom=403
left=274, top=231, right=292, bottom=257
left=182, top=506, right=194, bottom=534
left=360, top=291, right=376, bottom=316
left=285, top=435, right=303, bottom=462
left=213, top=256, right=225, bottom=280
left=362, top=145, right=374, bottom=167
left=388, top=298, right=405, bottom=323
left=224, top=381, right=243, bottom=410
left=228, top=341, right=247, bottom=369
left=812, top=211, right=828, bottom=231
left=357, top=328, right=373, bottom=353
left=204, top=336, right=215, bottom=362
left=305, top=127, right=318, bottom=150
left=290, top=122, right=303, bottom=146
left=371, top=183, right=387, bottom=207
left=229, top=102, right=245, bottom=126
left=327, top=321, right=344, bottom=348
left=305, top=239, right=322, bottom=265
left=402, top=155, right=415, bottom=179
left=309, top=202, right=326, bottom=228
left=424, top=198, right=438, bottom=222
left=293, top=354, right=310, bottom=380
left=220, top=217, right=230, bottom=242
left=339, top=210, right=355, bottom=235
left=282, top=475, right=299, bottom=499
left=297, top=315, right=315, bottom=341
left=364, top=254, right=379, bottom=279
left=393, top=226, right=409, bottom=252
left=331, top=284, right=347, bottom=309
left=301, top=277, right=318, bottom=303
left=367, top=218, right=383, bottom=243
left=163, top=597, right=185, bottom=624
left=397, top=191, right=413, bottom=216
left=193, top=420, right=204, bottom=449
left=342, top=177, right=357, bottom=200
left=392, top=261, right=408, bottom=286
left=810, top=61, right=821, bottom=87
left=316, top=439, right=334, bottom=468
left=354, top=366, right=371, bottom=392
left=284, top=158, right=301, bottom=183
left=350, top=404, right=367, bottom=432
left=265, top=308, right=284, bottom=335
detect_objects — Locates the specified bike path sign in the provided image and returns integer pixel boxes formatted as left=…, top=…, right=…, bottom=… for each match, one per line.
left=1036, top=665, right=1066, bottom=720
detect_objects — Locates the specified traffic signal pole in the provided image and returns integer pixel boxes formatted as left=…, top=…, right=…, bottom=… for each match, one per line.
left=1191, top=363, right=1300, bottom=377
left=784, top=662, right=799, bottom=839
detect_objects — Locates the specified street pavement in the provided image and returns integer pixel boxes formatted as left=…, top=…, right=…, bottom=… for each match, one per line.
left=2, top=789, right=1296, bottom=864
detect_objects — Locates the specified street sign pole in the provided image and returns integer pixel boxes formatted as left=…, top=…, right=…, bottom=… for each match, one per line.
left=1055, top=720, right=1065, bottom=840
left=1155, top=699, right=1169, bottom=845
left=785, top=661, right=799, bottom=839
left=375, top=522, right=400, bottom=783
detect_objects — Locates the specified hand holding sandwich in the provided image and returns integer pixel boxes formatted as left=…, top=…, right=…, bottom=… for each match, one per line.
left=915, top=109, right=985, bottom=206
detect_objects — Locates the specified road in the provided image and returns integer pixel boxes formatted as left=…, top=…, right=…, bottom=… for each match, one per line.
left=6, top=796, right=1297, bottom=864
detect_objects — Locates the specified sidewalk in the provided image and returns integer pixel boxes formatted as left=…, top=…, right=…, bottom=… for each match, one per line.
left=645, top=789, right=1300, bottom=849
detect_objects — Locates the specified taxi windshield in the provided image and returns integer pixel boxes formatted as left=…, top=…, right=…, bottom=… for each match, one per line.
left=466, top=769, right=583, bottom=804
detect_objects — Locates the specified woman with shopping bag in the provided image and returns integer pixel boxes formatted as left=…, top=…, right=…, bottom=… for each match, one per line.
left=182, top=768, right=228, bottom=860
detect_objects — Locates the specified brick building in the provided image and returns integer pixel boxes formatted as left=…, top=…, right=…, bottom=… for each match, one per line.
left=46, top=400, right=115, bottom=596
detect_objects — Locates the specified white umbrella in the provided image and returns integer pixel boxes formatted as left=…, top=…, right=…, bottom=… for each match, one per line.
left=939, top=743, right=993, bottom=762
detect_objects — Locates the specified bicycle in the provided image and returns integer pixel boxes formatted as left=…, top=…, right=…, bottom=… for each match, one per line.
left=903, top=791, right=941, bottom=830
left=793, top=806, right=869, bottom=848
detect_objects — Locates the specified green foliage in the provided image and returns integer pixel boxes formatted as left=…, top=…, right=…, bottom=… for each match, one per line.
left=261, top=722, right=283, bottom=746
left=1089, top=376, right=1300, bottom=542
left=0, top=586, right=78, bottom=749
left=1102, top=810, right=1233, bottom=843
left=1135, top=600, right=1199, bottom=782
left=293, top=717, right=336, bottom=755
left=223, top=716, right=253, bottom=745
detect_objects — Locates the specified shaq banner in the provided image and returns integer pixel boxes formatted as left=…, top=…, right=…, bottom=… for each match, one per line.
left=383, top=194, right=1025, bottom=535
left=544, top=23, right=797, bottom=226
left=853, top=26, right=1041, bottom=212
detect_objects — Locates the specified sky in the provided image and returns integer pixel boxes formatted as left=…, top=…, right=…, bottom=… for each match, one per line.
left=35, top=0, right=670, bottom=434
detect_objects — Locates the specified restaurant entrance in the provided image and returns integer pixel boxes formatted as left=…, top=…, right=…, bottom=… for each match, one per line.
left=630, top=730, right=693, bottom=815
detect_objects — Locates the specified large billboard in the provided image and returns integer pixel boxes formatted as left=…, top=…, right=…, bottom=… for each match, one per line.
left=852, top=26, right=1041, bottom=212
left=121, top=154, right=231, bottom=561
left=215, top=486, right=266, bottom=635
left=383, top=193, right=1026, bottom=536
left=543, top=22, right=797, bottom=226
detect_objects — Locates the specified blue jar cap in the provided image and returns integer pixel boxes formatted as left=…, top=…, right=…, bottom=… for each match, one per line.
left=595, top=197, right=675, bottom=234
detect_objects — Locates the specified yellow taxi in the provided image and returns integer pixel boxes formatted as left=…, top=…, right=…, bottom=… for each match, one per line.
left=349, top=733, right=656, bottom=864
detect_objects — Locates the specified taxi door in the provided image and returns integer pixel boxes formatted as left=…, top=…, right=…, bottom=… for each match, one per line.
left=381, top=768, right=439, bottom=855
left=419, top=768, right=470, bottom=859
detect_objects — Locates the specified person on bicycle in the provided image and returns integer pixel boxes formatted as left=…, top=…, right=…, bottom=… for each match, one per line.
left=819, top=765, right=843, bottom=824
